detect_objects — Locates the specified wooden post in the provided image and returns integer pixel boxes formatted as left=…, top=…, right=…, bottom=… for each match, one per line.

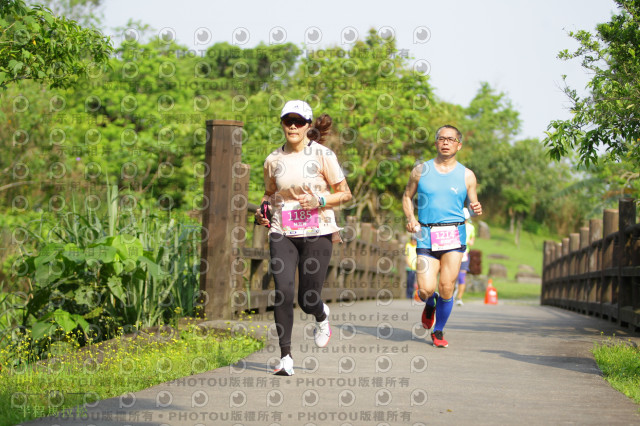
left=603, top=209, right=618, bottom=238
left=618, top=198, right=636, bottom=326
left=600, top=209, right=618, bottom=317
left=579, top=227, right=589, bottom=274
left=548, top=243, right=556, bottom=281
left=588, top=219, right=602, bottom=307
left=200, top=120, right=245, bottom=320
left=375, top=228, right=388, bottom=297
left=554, top=241, right=562, bottom=300
left=341, top=216, right=358, bottom=300
left=619, top=198, right=635, bottom=267
left=230, top=163, right=251, bottom=314
left=246, top=210, right=271, bottom=314
left=569, top=233, right=580, bottom=274
left=542, top=240, right=555, bottom=304
left=252, top=222, right=268, bottom=249
left=559, top=237, right=569, bottom=302
left=361, top=223, right=374, bottom=299
left=390, top=237, right=403, bottom=299
left=542, top=241, right=553, bottom=270
left=568, top=233, right=580, bottom=304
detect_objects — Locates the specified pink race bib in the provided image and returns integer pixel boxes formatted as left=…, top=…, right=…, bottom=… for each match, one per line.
left=281, top=201, right=320, bottom=236
left=430, top=225, right=461, bottom=251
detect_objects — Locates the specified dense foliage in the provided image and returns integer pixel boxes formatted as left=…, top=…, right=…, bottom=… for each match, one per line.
left=545, top=0, right=640, bottom=171
left=0, top=0, right=112, bottom=90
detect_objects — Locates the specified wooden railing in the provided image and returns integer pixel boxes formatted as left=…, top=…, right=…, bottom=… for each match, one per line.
left=199, top=120, right=404, bottom=320
left=541, top=198, right=640, bottom=331
left=236, top=211, right=404, bottom=315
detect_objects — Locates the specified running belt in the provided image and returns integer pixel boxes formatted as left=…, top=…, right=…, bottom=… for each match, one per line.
left=419, top=222, right=465, bottom=227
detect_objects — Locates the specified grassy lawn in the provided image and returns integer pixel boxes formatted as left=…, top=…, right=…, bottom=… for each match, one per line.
left=466, top=222, right=552, bottom=300
left=464, top=278, right=542, bottom=301
left=472, top=223, right=550, bottom=277
left=0, top=324, right=265, bottom=426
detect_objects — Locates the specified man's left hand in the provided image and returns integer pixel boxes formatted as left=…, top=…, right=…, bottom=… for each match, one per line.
left=469, top=202, right=482, bottom=216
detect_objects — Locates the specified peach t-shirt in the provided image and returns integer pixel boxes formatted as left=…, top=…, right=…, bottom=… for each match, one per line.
left=263, top=141, right=345, bottom=239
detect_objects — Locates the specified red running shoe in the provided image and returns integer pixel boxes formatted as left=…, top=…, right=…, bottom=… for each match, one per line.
left=431, top=330, right=448, bottom=348
left=421, top=303, right=436, bottom=329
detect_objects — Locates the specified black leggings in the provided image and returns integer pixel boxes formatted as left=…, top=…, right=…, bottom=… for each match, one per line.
left=270, top=233, right=333, bottom=356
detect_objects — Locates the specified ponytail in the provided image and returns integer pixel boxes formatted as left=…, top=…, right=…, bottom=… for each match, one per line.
left=307, top=113, right=332, bottom=144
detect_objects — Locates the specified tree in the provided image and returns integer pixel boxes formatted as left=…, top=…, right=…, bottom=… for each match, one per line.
left=26, top=0, right=104, bottom=28
left=499, top=140, right=557, bottom=245
left=502, top=186, right=531, bottom=246
left=283, top=30, right=438, bottom=224
left=557, top=159, right=640, bottom=217
left=545, top=0, right=640, bottom=168
left=0, top=0, right=112, bottom=90
left=460, top=83, right=521, bottom=217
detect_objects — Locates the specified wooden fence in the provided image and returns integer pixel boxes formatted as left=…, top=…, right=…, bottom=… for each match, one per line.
left=199, top=120, right=405, bottom=320
left=541, top=198, right=640, bottom=331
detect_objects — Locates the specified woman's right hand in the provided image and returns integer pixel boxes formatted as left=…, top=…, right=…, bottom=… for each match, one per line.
left=255, top=210, right=266, bottom=226
left=255, top=202, right=272, bottom=227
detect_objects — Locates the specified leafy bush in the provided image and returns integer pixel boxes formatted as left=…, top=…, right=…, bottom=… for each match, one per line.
left=0, top=184, right=201, bottom=368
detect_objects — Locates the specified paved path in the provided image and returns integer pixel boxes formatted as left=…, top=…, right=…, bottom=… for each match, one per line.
left=24, top=299, right=640, bottom=426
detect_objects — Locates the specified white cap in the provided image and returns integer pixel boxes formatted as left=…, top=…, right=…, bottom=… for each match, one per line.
left=463, top=207, right=471, bottom=220
left=280, top=100, right=313, bottom=121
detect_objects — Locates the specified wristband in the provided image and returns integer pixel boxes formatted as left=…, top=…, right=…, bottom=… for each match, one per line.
left=318, top=196, right=326, bottom=208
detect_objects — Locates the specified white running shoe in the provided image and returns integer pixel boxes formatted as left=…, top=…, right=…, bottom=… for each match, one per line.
left=314, top=303, right=332, bottom=348
left=455, top=299, right=464, bottom=306
left=273, top=354, right=294, bottom=376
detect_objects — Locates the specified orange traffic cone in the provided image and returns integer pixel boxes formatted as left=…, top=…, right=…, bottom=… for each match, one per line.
left=484, top=279, right=498, bottom=304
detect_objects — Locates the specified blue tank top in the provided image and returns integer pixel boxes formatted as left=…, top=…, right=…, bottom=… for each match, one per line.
left=416, top=159, right=467, bottom=249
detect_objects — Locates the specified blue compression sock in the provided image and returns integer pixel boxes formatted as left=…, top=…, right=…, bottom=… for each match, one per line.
left=434, top=295, right=453, bottom=331
left=426, top=293, right=437, bottom=307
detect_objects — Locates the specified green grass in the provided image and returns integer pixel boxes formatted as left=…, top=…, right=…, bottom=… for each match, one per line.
left=468, top=223, right=552, bottom=300
left=592, top=337, right=640, bottom=406
left=472, top=223, right=550, bottom=277
left=464, top=278, right=542, bottom=301
left=0, top=325, right=265, bottom=426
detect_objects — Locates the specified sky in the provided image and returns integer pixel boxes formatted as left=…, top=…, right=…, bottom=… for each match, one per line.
left=100, top=0, right=617, bottom=141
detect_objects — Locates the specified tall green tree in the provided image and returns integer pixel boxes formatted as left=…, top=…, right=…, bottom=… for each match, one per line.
left=460, top=83, right=521, bottom=217
left=557, top=158, right=640, bottom=217
left=545, top=0, right=640, bottom=169
left=284, top=30, right=438, bottom=223
left=0, top=0, right=112, bottom=90
left=500, top=139, right=564, bottom=243
left=26, top=0, right=104, bottom=28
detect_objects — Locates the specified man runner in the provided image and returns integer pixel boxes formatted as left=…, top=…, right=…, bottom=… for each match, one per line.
left=402, top=125, right=482, bottom=347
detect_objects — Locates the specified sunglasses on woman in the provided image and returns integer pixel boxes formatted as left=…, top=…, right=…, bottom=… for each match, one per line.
left=281, top=115, right=310, bottom=127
